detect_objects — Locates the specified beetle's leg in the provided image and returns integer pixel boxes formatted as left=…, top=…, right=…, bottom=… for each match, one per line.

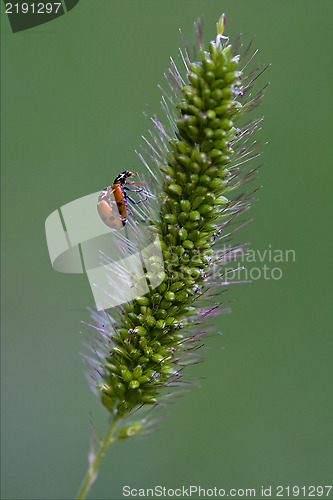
left=124, top=186, right=144, bottom=193
left=126, top=179, right=147, bottom=186
left=127, top=194, right=147, bottom=205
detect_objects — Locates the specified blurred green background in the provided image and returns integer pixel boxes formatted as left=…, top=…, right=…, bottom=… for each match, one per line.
left=1, top=1, right=332, bottom=499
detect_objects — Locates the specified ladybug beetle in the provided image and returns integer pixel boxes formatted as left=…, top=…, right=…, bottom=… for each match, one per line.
left=97, top=170, right=145, bottom=229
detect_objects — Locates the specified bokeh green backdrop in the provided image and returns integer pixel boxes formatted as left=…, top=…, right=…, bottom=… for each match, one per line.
left=1, top=1, right=332, bottom=499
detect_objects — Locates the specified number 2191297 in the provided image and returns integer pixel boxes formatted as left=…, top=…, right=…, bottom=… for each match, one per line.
left=5, top=3, right=62, bottom=14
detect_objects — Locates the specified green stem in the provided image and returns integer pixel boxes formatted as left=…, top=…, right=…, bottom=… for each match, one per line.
left=76, top=416, right=120, bottom=500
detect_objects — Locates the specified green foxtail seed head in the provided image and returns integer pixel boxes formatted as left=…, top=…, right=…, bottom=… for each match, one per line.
left=83, top=14, right=267, bottom=433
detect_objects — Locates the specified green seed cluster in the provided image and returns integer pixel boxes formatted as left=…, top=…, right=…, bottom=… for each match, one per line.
left=96, top=24, right=244, bottom=418
left=158, top=42, right=243, bottom=288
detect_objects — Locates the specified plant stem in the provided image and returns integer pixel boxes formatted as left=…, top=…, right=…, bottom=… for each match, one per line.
left=76, top=416, right=120, bottom=500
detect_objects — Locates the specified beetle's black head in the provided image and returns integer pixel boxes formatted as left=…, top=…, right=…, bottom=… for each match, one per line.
left=113, top=170, right=135, bottom=185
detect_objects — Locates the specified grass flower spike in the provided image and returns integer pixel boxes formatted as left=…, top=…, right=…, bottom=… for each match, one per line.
left=78, top=14, right=266, bottom=499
